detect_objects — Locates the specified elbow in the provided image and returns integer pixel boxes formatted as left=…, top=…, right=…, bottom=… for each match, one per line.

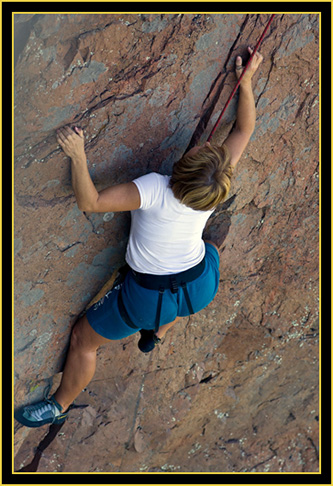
left=78, top=203, right=88, bottom=212
left=235, top=123, right=255, bottom=138
left=77, top=200, right=96, bottom=212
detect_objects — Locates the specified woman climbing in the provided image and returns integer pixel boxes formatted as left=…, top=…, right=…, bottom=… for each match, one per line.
left=15, top=47, right=263, bottom=428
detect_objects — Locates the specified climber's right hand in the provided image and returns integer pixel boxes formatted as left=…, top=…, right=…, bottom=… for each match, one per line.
left=57, top=126, right=86, bottom=162
left=235, top=46, right=263, bottom=85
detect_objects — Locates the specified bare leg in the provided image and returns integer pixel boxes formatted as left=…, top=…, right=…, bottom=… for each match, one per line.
left=53, top=315, right=111, bottom=412
left=155, top=316, right=181, bottom=339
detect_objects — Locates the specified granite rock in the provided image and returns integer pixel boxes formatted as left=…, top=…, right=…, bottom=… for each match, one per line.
left=14, top=13, right=319, bottom=473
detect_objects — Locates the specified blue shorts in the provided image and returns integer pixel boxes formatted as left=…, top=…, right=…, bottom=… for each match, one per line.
left=86, top=242, right=220, bottom=340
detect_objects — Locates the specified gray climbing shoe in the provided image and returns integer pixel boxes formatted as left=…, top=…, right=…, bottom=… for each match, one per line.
left=14, top=394, right=67, bottom=428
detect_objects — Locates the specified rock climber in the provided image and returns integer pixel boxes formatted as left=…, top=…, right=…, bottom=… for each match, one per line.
left=15, top=47, right=263, bottom=428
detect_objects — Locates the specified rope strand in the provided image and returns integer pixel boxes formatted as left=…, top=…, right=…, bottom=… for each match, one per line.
left=207, top=14, right=275, bottom=142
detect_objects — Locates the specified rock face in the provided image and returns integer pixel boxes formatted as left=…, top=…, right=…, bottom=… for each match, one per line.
left=14, top=14, right=319, bottom=473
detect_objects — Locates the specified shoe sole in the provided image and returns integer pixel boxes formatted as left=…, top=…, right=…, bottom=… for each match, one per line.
left=14, top=409, right=68, bottom=428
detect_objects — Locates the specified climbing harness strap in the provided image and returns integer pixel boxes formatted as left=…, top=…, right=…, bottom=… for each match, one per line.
left=120, top=284, right=167, bottom=334
left=118, top=289, right=140, bottom=330
left=130, top=258, right=205, bottom=291
left=155, top=288, right=165, bottom=333
left=207, top=14, right=275, bottom=142
left=181, top=282, right=195, bottom=315
left=121, top=258, right=205, bottom=333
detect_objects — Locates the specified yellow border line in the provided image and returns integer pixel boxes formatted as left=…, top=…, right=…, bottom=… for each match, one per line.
left=11, top=10, right=278, bottom=12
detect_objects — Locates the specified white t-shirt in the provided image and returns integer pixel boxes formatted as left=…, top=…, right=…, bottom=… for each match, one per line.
left=125, top=172, right=214, bottom=275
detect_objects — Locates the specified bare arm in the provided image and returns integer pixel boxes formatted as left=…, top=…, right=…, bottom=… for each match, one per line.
left=56, top=126, right=141, bottom=212
left=224, top=47, right=263, bottom=168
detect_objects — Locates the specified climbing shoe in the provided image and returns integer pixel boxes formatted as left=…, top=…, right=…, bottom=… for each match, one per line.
left=14, top=394, right=68, bottom=428
left=138, top=329, right=161, bottom=353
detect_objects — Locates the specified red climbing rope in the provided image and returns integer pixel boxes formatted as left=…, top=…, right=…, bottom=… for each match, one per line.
left=207, top=14, right=275, bottom=142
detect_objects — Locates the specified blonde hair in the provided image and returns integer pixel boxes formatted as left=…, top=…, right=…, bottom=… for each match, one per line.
left=170, top=143, right=233, bottom=211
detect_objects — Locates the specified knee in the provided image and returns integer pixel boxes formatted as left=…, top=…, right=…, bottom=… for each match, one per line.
left=69, top=321, right=84, bottom=351
left=70, top=317, right=95, bottom=353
